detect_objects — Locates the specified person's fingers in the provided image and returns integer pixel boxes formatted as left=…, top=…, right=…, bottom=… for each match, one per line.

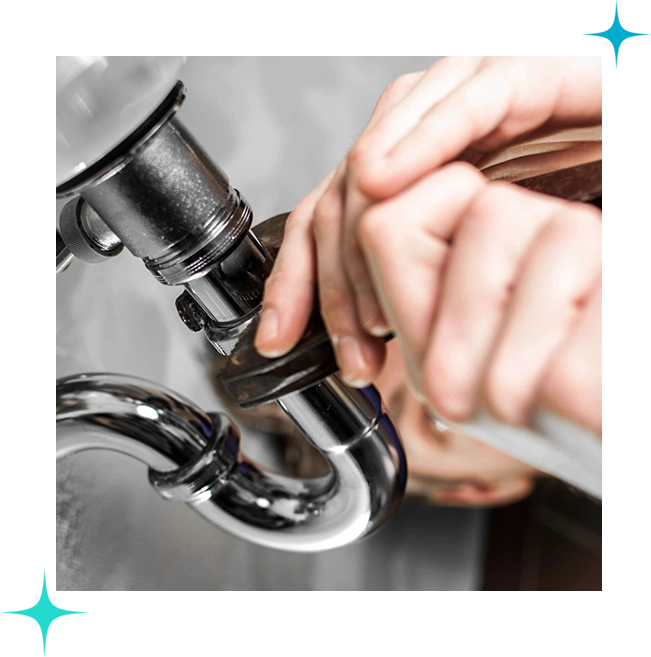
left=405, top=412, right=539, bottom=483
left=341, top=234, right=390, bottom=336
left=341, top=69, right=431, bottom=337
left=359, top=57, right=602, bottom=199
left=341, top=58, right=601, bottom=338
left=312, top=164, right=386, bottom=386
left=364, top=70, right=428, bottom=131
left=430, top=475, right=535, bottom=507
left=358, top=162, right=486, bottom=392
left=257, top=70, right=427, bottom=355
left=374, top=338, right=538, bottom=507
left=254, top=168, right=338, bottom=357
left=422, top=185, right=562, bottom=423
left=348, top=57, right=483, bottom=168
left=536, top=279, right=602, bottom=434
left=342, top=58, right=483, bottom=334
left=483, top=202, right=602, bottom=426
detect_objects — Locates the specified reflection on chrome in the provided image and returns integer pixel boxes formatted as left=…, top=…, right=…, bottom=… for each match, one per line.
left=56, top=58, right=407, bottom=553
left=57, top=373, right=406, bottom=552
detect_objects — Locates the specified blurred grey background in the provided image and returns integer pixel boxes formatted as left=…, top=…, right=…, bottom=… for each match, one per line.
left=56, top=56, right=487, bottom=591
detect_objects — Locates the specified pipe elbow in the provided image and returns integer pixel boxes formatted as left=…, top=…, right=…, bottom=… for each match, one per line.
left=56, top=373, right=406, bottom=552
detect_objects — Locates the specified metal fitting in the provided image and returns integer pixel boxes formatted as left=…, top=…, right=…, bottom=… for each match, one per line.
left=55, top=81, right=407, bottom=552
left=59, top=197, right=123, bottom=264
left=79, top=112, right=255, bottom=286
left=175, top=291, right=208, bottom=333
left=57, top=373, right=406, bottom=552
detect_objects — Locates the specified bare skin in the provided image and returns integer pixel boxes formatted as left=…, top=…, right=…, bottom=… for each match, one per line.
left=375, top=340, right=538, bottom=507
left=254, top=58, right=602, bottom=501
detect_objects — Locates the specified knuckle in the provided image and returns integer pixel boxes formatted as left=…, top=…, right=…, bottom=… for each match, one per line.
left=357, top=205, right=393, bottom=251
left=320, top=281, right=348, bottom=315
left=312, top=192, right=340, bottom=238
left=468, top=180, right=514, bottom=217
left=542, top=203, right=601, bottom=243
left=567, top=202, right=603, bottom=230
left=376, top=73, right=416, bottom=110
left=538, top=213, right=569, bottom=246
left=347, top=141, right=374, bottom=181
left=455, top=183, right=514, bottom=243
left=445, top=161, right=487, bottom=194
left=376, top=79, right=401, bottom=110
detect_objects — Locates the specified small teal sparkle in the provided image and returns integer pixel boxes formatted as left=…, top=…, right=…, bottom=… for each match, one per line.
left=576, top=0, right=651, bottom=72
left=4, top=572, right=84, bottom=653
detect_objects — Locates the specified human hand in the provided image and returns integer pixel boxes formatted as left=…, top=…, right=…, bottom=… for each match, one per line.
left=254, top=56, right=602, bottom=391
left=357, top=168, right=601, bottom=435
left=375, top=340, right=538, bottom=507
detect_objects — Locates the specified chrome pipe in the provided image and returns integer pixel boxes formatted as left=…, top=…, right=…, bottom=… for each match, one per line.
left=79, top=116, right=255, bottom=287
left=56, top=81, right=407, bottom=550
left=57, top=373, right=405, bottom=552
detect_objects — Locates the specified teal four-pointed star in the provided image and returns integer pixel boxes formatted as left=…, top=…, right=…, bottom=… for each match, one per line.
left=4, top=573, right=84, bottom=653
left=576, top=0, right=651, bottom=72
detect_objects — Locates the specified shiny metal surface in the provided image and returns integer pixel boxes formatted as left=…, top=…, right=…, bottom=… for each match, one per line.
left=63, top=102, right=407, bottom=550
left=80, top=202, right=123, bottom=254
left=60, top=60, right=409, bottom=552
left=81, top=116, right=253, bottom=286
left=56, top=57, right=186, bottom=187
left=59, top=198, right=123, bottom=264
left=185, top=231, right=272, bottom=324
left=280, top=377, right=406, bottom=536
left=57, top=57, right=486, bottom=590
left=57, top=373, right=404, bottom=552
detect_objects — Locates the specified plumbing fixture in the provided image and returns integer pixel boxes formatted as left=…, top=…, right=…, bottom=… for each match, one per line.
left=57, top=373, right=404, bottom=552
left=56, top=56, right=407, bottom=551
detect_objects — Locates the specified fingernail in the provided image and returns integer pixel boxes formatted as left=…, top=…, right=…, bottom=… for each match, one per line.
left=368, top=323, right=391, bottom=337
left=255, top=308, right=281, bottom=356
left=358, top=298, right=390, bottom=337
left=335, top=335, right=371, bottom=387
